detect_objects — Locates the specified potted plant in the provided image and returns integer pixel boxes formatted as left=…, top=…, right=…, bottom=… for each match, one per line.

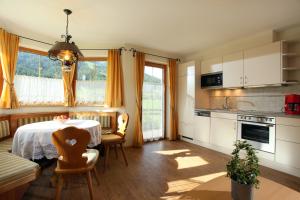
left=226, top=140, right=260, bottom=200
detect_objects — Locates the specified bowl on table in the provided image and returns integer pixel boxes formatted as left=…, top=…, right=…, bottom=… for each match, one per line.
left=53, top=115, right=69, bottom=124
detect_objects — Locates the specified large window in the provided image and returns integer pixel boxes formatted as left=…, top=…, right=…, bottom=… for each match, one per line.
left=15, top=49, right=64, bottom=105
left=76, top=60, right=107, bottom=105
left=142, top=62, right=165, bottom=141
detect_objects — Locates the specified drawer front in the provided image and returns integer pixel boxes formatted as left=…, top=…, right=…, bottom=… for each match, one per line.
left=276, top=117, right=300, bottom=126
left=276, top=140, right=300, bottom=169
left=276, top=125, right=300, bottom=144
left=211, top=112, right=237, bottom=120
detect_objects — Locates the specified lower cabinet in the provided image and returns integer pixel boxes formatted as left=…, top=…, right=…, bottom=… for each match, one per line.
left=194, top=116, right=210, bottom=143
left=275, top=121, right=300, bottom=169
left=210, top=114, right=237, bottom=150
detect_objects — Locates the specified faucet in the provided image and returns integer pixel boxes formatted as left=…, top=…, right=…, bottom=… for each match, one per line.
left=223, top=96, right=230, bottom=110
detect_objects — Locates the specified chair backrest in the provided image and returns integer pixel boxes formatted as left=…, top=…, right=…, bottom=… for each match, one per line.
left=117, top=113, right=129, bottom=137
left=52, top=126, right=90, bottom=169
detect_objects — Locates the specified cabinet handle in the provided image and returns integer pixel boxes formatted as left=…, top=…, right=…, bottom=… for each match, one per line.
left=244, top=76, right=248, bottom=84
left=240, top=76, right=243, bottom=85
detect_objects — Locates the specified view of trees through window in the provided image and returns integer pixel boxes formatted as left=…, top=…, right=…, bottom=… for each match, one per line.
left=142, top=66, right=165, bottom=141
left=76, top=61, right=107, bottom=104
left=15, top=51, right=64, bottom=104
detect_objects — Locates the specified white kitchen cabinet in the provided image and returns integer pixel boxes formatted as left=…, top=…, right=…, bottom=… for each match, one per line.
left=223, top=51, right=244, bottom=88
left=194, top=115, right=210, bottom=143
left=244, top=41, right=282, bottom=86
left=201, top=57, right=222, bottom=74
left=177, top=62, right=195, bottom=139
left=210, top=113, right=237, bottom=150
left=275, top=118, right=300, bottom=169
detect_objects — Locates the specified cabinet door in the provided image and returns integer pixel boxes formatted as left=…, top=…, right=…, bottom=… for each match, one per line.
left=244, top=41, right=282, bottom=86
left=201, top=57, right=222, bottom=74
left=210, top=118, right=237, bottom=150
left=177, top=63, right=195, bottom=139
left=223, top=52, right=244, bottom=88
left=194, top=116, right=210, bottom=143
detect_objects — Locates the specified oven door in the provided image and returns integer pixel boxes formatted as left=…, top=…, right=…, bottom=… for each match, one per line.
left=237, top=121, right=275, bottom=153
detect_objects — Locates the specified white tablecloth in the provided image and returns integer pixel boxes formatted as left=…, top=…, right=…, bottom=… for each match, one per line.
left=12, top=120, right=101, bottom=160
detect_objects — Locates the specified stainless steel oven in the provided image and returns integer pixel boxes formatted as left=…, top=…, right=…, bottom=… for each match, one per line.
left=237, top=115, right=275, bottom=154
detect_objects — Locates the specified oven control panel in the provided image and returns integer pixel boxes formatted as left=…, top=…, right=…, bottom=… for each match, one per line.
left=237, top=115, right=275, bottom=124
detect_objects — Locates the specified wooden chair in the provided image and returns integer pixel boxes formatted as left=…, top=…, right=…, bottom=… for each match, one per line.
left=101, top=113, right=129, bottom=171
left=52, top=127, right=100, bottom=200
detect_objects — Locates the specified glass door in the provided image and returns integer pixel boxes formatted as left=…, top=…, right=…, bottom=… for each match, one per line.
left=142, top=62, right=165, bottom=141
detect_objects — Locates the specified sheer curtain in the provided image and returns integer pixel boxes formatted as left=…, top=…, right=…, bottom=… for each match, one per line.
left=15, top=75, right=64, bottom=105
left=76, top=60, right=107, bottom=105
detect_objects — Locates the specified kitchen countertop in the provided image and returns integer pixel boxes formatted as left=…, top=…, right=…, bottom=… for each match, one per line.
left=195, top=108, right=300, bottom=119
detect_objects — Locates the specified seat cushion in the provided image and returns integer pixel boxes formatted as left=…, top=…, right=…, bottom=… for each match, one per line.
left=0, top=152, right=39, bottom=193
left=0, top=138, right=13, bottom=153
left=82, top=149, right=99, bottom=166
left=101, top=134, right=124, bottom=143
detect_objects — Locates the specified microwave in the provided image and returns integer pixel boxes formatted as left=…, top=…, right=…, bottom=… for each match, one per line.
left=201, top=72, right=223, bottom=88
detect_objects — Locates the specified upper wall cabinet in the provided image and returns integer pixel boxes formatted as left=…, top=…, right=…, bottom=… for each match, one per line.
left=244, top=41, right=282, bottom=87
left=201, top=57, right=222, bottom=74
left=223, top=51, right=244, bottom=88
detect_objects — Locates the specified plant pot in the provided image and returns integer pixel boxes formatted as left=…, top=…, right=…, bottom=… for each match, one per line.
left=231, top=179, right=253, bottom=200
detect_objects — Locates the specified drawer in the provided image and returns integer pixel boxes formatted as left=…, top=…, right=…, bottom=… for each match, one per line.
left=211, top=112, right=237, bottom=120
left=276, top=117, right=300, bottom=126
left=276, top=140, right=300, bottom=169
left=276, top=125, right=300, bottom=144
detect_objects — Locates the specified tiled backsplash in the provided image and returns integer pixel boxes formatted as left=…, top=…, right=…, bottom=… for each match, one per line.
left=209, top=85, right=300, bottom=112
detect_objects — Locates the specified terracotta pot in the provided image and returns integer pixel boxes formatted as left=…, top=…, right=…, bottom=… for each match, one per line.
left=231, top=179, right=253, bottom=200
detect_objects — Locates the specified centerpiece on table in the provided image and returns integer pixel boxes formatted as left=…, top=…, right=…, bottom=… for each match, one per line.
left=53, top=115, right=69, bottom=123
left=226, top=140, right=260, bottom=200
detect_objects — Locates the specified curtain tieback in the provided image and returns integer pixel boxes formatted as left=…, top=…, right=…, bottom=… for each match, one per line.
left=4, top=79, right=14, bottom=87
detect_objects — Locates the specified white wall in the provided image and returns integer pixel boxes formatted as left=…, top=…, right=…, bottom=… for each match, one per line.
left=0, top=38, right=178, bottom=146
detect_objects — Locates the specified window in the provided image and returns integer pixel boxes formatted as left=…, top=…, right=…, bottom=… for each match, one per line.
left=76, top=60, right=107, bottom=104
left=15, top=49, right=64, bottom=105
left=142, top=62, right=166, bottom=141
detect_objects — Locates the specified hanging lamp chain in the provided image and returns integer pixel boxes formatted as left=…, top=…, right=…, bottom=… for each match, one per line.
left=62, top=9, right=72, bottom=43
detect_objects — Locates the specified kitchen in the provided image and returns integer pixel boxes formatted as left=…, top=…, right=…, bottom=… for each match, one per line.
left=178, top=29, right=300, bottom=178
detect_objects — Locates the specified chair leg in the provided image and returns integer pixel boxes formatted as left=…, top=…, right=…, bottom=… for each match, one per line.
left=93, top=167, right=100, bottom=185
left=104, top=144, right=110, bottom=172
left=120, top=143, right=128, bottom=166
left=86, top=171, right=94, bottom=200
left=114, top=144, right=118, bottom=159
left=55, top=174, right=64, bottom=200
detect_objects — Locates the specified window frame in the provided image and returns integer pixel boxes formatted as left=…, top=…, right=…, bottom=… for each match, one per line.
left=15, top=47, right=65, bottom=107
left=75, top=57, right=108, bottom=107
left=144, top=61, right=167, bottom=140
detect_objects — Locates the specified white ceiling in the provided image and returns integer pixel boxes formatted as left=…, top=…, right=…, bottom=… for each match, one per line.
left=0, top=0, right=300, bottom=56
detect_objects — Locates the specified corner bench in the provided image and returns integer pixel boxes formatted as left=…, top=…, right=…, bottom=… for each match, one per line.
left=0, top=152, right=40, bottom=200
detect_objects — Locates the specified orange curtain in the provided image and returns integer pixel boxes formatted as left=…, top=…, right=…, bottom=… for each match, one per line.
left=105, top=49, right=124, bottom=107
left=168, top=59, right=178, bottom=140
left=0, top=29, right=20, bottom=109
left=133, top=52, right=145, bottom=147
left=62, top=64, right=76, bottom=107
left=0, top=62, right=2, bottom=96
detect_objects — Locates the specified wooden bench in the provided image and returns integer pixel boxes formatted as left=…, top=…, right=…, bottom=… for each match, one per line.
left=0, top=115, right=13, bottom=153
left=69, top=111, right=117, bottom=134
left=0, top=152, right=40, bottom=200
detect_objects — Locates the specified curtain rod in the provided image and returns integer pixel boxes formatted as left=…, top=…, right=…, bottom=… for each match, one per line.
left=129, top=48, right=180, bottom=62
left=18, top=35, right=179, bottom=60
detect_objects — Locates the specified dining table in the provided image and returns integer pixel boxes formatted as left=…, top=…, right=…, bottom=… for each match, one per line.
left=12, top=119, right=101, bottom=160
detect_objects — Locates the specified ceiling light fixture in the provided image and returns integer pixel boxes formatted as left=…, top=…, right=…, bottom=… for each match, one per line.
left=48, top=9, right=83, bottom=72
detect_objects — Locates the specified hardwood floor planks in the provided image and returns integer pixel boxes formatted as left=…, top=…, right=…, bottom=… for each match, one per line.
left=23, top=140, right=300, bottom=200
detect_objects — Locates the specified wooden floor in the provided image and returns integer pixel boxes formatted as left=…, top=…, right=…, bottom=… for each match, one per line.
left=23, top=140, right=300, bottom=200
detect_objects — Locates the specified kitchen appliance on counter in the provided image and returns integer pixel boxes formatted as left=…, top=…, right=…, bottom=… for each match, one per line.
left=285, top=94, right=300, bottom=115
left=201, top=72, right=223, bottom=89
left=237, top=114, right=275, bottom=154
